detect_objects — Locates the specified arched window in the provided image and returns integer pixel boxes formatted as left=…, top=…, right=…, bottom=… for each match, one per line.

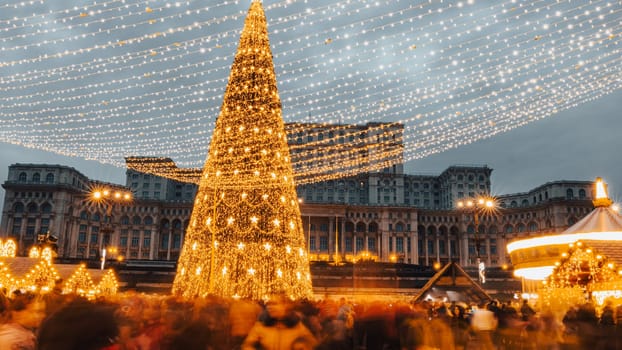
left=395, top=222, right=404, bottom=232
left=517, top=223, right=526, bottom=232
left=41, top=203, right=52, bottom=213
left=32, top=173, right=40, bottom=183
left=578, top=189, right=586, bottom=199
left=427, top=226, right=437, bottom=236
left=92, top=212, right=101, bottom=222
left=505, top=225, right=514, bottom=233
left=511, top=201, right=518, bottom=208
left=13, top=202, right=24, bottom=213
left=144, top=216, right=153, bottom=225
left=161, top=219, right=170, bottom=229
left=80, top=211, right=89, bottom=220
left=132, top=216, right=142, bottom=225
left=488, top=226, right=498, bottom=235
left=521, top=199, right=529, bottom=207
left=121, top=216, right=130, bottom=225
left=173, top=219, right=182, bottom=230
left=18, top=172, right=27, bottom=182
left=45, top=173, right=55, bottom=183
left=356, top=222, right=366, bottom=233
left=368, top=222, right=378, bottom=232
left=345, top=222, right=354, bottom=232
left=566, top=189, right=574, bottom=199
left=27, top=203, right=38, bottom=213
left=528, top=222, right=538, bottom=231
left=466, top=225, right=475, bottom=234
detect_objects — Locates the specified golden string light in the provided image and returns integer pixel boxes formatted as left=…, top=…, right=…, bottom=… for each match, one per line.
left=0, top=0, right=620, bottom=182
left=173, top=1, right=312, bottom=300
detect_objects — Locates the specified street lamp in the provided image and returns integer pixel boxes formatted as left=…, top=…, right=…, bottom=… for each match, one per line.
left=456, top=196, right=496, bottom=284
left=89, top=186, right=132, bottom=269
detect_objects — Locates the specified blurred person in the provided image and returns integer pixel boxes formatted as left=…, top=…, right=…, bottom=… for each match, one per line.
left=401, top=315, right=454, bottom=350
left=536, top=310, right=562, bottom=350
left=37, top=298, right=118, bottom=350
left=0, top=292, right=43, bottom=350
left=469, top=303, right=497, bottom=350
left=229, top=298, right=262, bottom=350
left=242, top=294, right=316, bottom=350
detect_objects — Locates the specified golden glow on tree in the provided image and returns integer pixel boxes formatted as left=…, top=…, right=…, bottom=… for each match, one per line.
left=0, top=239, right=17, bottom=258
left=20, top=260, right=60, bottom=293
left=172, top=0, right=312, bottom=300
left=63, top=264, right=96, bottom=297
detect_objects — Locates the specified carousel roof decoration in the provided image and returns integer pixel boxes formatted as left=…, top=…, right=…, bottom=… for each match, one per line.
left=508, top=177, right=622, bottom=281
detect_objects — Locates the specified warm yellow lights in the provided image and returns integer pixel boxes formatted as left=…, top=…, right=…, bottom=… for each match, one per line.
left=593, top=177, right=613, bottom=208
left=513, top=266, right=556, bottom=280
left=172, top=1, right=312, bottom=300
left=507, top=232, right=622, bottom=254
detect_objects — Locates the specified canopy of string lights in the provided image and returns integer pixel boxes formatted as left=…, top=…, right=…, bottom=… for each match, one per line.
left=0, top=0, right=619, bottom=183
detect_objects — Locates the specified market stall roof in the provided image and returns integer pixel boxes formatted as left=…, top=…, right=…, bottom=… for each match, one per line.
left=413, top=262, right=492, bottom=304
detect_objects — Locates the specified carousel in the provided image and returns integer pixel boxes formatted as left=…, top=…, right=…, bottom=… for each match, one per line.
left=507, top=178, right=622, bottom=306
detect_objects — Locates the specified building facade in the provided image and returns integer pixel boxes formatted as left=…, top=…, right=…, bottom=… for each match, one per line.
left=1, top=163, right=595, bottom=268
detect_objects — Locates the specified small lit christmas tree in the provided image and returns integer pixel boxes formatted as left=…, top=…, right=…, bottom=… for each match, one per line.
left=63, top=264, right=96, bottom=297
left=97, top=269, right=119, bottom=296
left=172, top=0, right=312, bottom=299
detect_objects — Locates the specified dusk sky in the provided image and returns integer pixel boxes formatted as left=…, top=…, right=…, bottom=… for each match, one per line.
left=1, top=0, right=621, bottom=212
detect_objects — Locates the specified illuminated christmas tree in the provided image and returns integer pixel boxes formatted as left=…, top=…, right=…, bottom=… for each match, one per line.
left=172, top=0, right=312, bottom=300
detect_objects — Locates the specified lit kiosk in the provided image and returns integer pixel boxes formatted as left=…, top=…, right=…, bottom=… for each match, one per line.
left=508, top=178, right=622, bottom=303
left=172, top=1, right=312, bottom=300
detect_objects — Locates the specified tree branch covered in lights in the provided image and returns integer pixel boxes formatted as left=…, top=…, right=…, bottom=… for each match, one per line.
left=547, top=242, right=619, bottom=290
left=172, top=1, right=312, bottom=300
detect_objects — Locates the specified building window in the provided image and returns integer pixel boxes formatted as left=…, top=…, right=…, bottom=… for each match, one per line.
left=309, top=236, right=316, bottom=251
left=439, top=240, right=446, bottom=255
left=320, top=223, right=328, bottom=232
left=18, top=172, right=27, bottom=182
left=345, top=237, right=352, bottom=252
left=143, top=236, right=151, bottom=249
left=161, top=235, right=169, bottom=250
left=90, top=233, right=98, bottom=244
left=319, top=236, right=328, bottom=251
left=356, top=237, right=364, bottom=252
left=173, top=234, right=181, bottom=249
left=368, top=237, right=376, bottom=252
left=396, top=237, right=404, bottom=253
left=32, top=173, right=40, bottom=182
left=120, top=236, right=128, bottom=247
left=427, top=240, right=434, bottom=254
left=40, top=218, right=50, bottom=233
left=78, top=232, right=87, bottom=243
left=131, top=235, right=139, bottom=247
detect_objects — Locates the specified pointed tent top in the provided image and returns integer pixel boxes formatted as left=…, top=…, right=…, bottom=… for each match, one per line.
left=413, top=262, right=492, bottom=304
left=593, top=177, right=613, bottom=208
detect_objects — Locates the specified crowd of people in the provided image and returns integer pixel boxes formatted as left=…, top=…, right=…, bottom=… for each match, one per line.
left=0, top=287, right=621, bottom=350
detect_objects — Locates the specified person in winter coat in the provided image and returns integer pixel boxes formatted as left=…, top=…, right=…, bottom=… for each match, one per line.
left=242, top=294, right=316, bottom=350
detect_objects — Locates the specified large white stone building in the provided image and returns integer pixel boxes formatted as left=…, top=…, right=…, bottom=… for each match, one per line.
left=1, top=162, right=594, bottom=268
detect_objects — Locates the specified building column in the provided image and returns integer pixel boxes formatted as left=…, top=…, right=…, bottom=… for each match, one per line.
left=411, top=232, right=418, bottom=263
left=461, top=233, right=469, bottom=266
left=328, top=217, right=334, bottom=260
left=381, top=231, right=389, bottom=261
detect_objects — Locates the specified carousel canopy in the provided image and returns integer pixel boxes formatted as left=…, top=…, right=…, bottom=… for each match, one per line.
left=508, top=178, right=622, bottom=280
